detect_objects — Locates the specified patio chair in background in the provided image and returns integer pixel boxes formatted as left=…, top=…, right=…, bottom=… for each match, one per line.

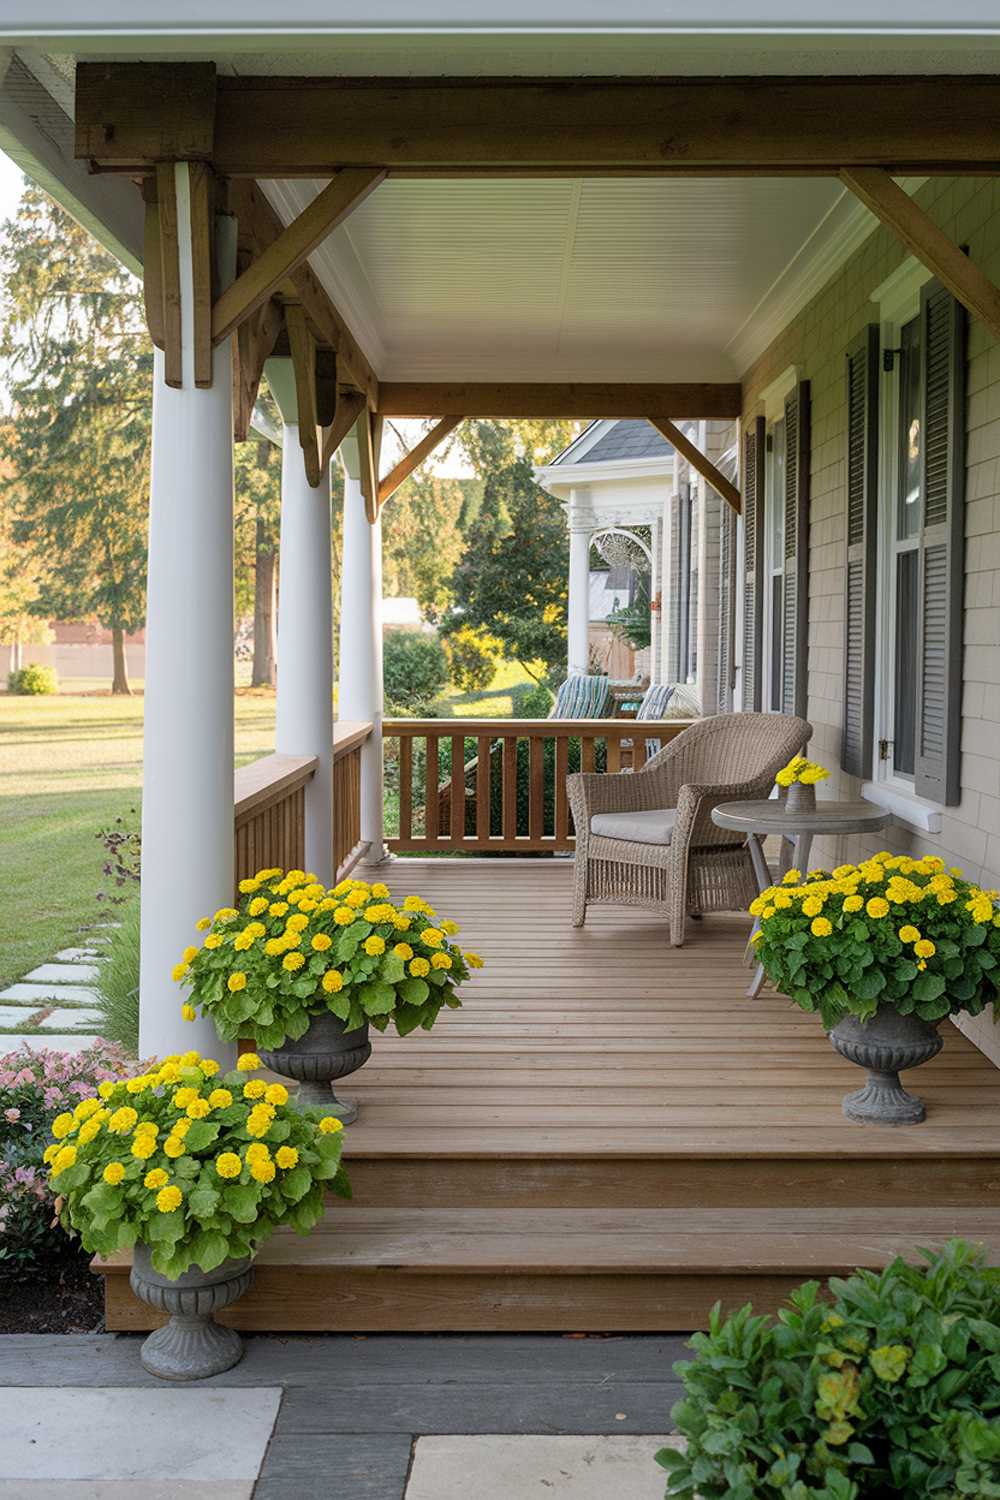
left=566, top=711, right=811, bottom=946
left=549, top=673, right=613, bottom=718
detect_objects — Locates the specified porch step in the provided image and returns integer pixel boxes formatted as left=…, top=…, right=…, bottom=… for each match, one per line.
left=99, top=1205, right=1000, bottom=1334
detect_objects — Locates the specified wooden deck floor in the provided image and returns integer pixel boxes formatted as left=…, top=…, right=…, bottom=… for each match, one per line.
left=102, top=859, right=1000, bottom=1332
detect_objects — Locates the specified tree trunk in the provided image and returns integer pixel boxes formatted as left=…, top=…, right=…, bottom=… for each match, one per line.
left=14, top=638, right=23, bottom=673
left=111, top=626, right=131, bottom=695
left=252, top=516, right=277, bottom=688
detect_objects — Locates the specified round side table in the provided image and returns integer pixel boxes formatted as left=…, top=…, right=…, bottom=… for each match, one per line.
left=711, top=798, right=890, bottom=997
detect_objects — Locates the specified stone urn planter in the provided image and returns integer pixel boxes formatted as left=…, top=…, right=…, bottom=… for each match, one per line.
left=829, top=1006, right=943, bottom=1125
left=259, top=1010, right=372, bottom=1123
left=130, top=1243, right=255, bottom=1380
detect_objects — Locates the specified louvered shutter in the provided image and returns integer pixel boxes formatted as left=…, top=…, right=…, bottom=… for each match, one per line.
left=717, top=502, right=737, bottom=711
left=741, top=416, right=766, bottom=711
left=914, top=283, right=965, bottom=805
left=841, top=326, right=880, bottom=778
left=781, top=381, right=811, bottom=717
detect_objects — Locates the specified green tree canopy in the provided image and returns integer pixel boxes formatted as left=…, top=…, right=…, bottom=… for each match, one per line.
left=0, top=185, right=151, bottom=692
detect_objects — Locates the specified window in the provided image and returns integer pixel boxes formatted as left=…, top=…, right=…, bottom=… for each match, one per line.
left=890, top=315, right=922, bottom=778
left=763, top=417, right=786, bottom=711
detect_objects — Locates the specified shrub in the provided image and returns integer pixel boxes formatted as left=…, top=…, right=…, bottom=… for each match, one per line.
left=660, top=1239, right=1000, bottom=1500
left=0, top=1040, right=136, bottom=1272
left=7, top=663, right=58, bottom=696
left=93, top=899, right=140, bottom=1052
left=383, top=628, right=449, bottom=712
left=445, top=625, right=501, bottom=693
left=515, top=681, right=555, bottom=718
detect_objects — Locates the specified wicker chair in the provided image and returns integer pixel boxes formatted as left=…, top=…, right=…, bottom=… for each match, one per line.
left=566, top=711, right=811, bottom=946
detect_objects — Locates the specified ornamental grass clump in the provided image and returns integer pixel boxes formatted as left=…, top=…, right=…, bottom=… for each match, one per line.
left=48, top=1049, right=349, bottom=1278
left=659, top=1239, right=1000, bottom=1499
left=176, top=867, right=483, bottom=1051
left=751, top=851, right=1000, bottom=1029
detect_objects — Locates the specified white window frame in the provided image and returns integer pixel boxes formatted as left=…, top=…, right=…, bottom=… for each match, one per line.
left=862, top=257, right=943, bottom=834
left=753, top=368, right=798, bottom=712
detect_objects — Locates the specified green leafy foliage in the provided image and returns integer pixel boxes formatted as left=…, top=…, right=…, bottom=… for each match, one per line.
left=752, top=853, right=1000, bottom=1028
left=49, top=1050, right=349, bottom=1277
left=181, top=868, right=480, bottom=1051
left=661, top=1240, right=1000, bottom=1499
left=382, top=628, right=450, bottom=713
left=444, top=623, right=502, bottom=693
left=6, top=663, right=58, bottom=695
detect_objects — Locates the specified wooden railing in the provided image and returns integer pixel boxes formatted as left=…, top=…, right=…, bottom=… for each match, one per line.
left=383, top=718, right=693, bottom=855
left=332, top=720, right=373, bottom=879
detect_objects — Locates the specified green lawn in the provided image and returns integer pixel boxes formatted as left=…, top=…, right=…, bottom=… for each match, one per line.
left=0, top=686, right=276, bottom=989
left=439, top=659, right=540, bottom=718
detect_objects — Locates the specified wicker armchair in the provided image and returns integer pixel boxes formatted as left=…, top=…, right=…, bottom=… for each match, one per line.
left=566, top=712, right=812, bottom=946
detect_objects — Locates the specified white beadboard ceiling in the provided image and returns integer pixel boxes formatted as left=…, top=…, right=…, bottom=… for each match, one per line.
left=264, top=174, right=860, bottom=383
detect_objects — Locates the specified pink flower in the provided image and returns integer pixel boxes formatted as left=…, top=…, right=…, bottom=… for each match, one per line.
left=4, top=1107, right=20, bottom=1123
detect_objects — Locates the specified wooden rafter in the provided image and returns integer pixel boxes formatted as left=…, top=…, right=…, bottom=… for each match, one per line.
left=76, top=66, right=1000, bottom=176
left=378, top=382, right=742, bottom=420
left=647, top=419, right=741, bottom=516
left=188, top=162, right=214, bottom=388
left=320, top=391, right=366, bottom=472
left=233, top=298, right=283, bottom=442
left=286, top=304, right=322, bottom=488
left=357, top=409, right=383, bottom=524
left=211, top=168, right=384, bottom=345
left=377, top=417, right=463, bottom=507
left=154, top=162, right=182, bottom=388
left=840, top=168, right=1000, bottom=345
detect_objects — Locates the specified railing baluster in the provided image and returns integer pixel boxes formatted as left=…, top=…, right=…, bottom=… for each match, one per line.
left=425, top=731, right=440, bottom=842
left=554, top=735, right=570, bottom=846
left=582, top=734, right=595, bottom=773
left=477, top=734, right=491, bottom=844
left=606, top=731, right=621, bottom=774
left=399, top=734, right=412, bottom=844
left=529, top=735, right=544, bottom=842
left=502, top=735, right=517, bottom=843
left=450, top=734, right=465, bottom=843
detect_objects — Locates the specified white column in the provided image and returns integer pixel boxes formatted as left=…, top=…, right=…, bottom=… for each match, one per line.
left=339, top=458, right=386, bottom=863
left=140, top=165, right=236, bottom=1063
left=567, top=492, right=593, bottom=677
left=268, top=359, right=335, bottom=885
left=649, top=514, right=663, bottom=684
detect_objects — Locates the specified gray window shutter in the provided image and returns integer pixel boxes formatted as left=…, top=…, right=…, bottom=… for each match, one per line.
left=914, top=282, right=965, bottom=805
left=741, top=416, right=766, bottom=711
left=781, top=381, right=810, bottom=718
left=717, top=502, right=737, bottom=711
left=841, top=326, right=879, bottom=779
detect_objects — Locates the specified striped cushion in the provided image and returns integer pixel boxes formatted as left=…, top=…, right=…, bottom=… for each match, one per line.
left=550, top=674, right=612, bottom=719
left=636, top=683, right=674, bottom=721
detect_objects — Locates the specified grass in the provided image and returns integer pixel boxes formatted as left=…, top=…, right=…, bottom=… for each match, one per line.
left=92, top=896, right=141, bottom=1050
left=438, top=659, right=540, bottom=718
left=0, top=684, right=276, bottom=989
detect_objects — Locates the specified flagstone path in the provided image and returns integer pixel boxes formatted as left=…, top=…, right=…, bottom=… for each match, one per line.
left=0, top=934, right=110, bottom=1051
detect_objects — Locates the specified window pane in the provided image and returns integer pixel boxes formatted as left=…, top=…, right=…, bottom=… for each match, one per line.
left=769, top=419, right=785, bottom=561
left=894, top=549, right=919, bottom=776
left=770, top=576, right=783, bottom=711
left=897, top=317, right=921, bottom=540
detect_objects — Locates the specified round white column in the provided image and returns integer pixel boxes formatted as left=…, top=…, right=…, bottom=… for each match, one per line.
left=339, top=468, right=386, bottom=862
left=567, top=524, right=593, bottom=678
left=140, top=165, right=236, bottom=1063
left=274, top=429, right=334, bottom=884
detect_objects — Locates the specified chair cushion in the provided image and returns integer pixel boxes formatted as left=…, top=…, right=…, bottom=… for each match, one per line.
left=590, top=807, right=676, bottom=845
left=551, top=674, right=612, bottom=719
left=636, top=683, right=674, bottom=720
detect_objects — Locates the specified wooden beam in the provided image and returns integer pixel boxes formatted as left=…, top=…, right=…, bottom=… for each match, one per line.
left=357, top=409, right=381, bottom=524
left=320, top=391, right=366, bottom=472
left=286, top=304, right=322, bottom=488
left=840, top=168, right=1000, bottom=345
left=141, top=176, right=164, bottom=350
left=155, top=162, right=182, bottom=389
left=378, top=383, right=743, bottom=420
left=76, top=68, right=1000, bottom=175
left=211, top=168, right=385, bottom=345
left=233, top=298, right=283, bottom=442
left=647, top=419, right=741, bottom=516
left=188, top=162, right=214, bottom=388
left=377, top=417, right=463, bottom=506
left=225, top=178, right=378, bottom=410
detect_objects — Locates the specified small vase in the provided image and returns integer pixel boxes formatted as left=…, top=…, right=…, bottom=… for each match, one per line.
left=784, top=781, right=816, bottom=814
left=259, top=1010, right=371, bottom=1123
left=829, top=1007, right=943, bottom=1125
left=130, top=1243, right=254, bottom=1380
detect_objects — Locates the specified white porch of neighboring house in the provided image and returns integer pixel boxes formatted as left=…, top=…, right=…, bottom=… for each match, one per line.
left=8, top=16, right=1000, bottom=1329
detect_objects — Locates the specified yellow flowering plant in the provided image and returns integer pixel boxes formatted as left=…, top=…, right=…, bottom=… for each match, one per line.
left=751, top=852, right=1000, bottom=1029
left=775, top=755, right=829, bottom=789
left=46, top=1050, right=350, bottom=1278
left=176, top=869, right=482, bottom=1050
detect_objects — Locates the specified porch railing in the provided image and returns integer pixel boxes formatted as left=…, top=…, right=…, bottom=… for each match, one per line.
left=382, top=717, right=693, bottom=855
left=332, top=720, right=373, bottom=879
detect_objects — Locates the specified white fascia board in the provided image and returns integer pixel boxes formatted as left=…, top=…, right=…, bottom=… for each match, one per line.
left=536, top=454, right=674, bottom=492
left=0, top=51, right=143, bottom=274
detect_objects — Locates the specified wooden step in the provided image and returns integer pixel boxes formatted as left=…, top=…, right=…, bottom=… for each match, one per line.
left=99, top=1205, right=1000, bottom=1334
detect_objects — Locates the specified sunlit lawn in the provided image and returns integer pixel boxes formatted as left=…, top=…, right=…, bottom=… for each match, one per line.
left=0, top=683, right=276, bottom=988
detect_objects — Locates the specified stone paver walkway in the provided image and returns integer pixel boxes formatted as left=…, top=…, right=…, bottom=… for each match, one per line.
left=0, top=932, right=108, bottom=1047
left=0, top=1333, right=688, bottom=1499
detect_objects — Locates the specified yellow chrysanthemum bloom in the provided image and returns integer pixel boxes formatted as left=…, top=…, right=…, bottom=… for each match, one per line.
left=421, top=928, right=444, bottom=948
left=208, top=1088, right=233, bottom=1109
left=842, top=895, right=863, bottom=913
left=156, top=1185, right=183, bottom=1213
left=393, top=916, right=412, bottom=932
left=775, top=768, right=795, bottom=788
left=74, top=1097, right=102, bottom=1121
left=265, top=1083, right=289, bottom=1106
left=227, top=972, right=248, bottom=992
left=77, top=1119, right=101, bottom=1145
left=103, top=1161, right=126, bottom=1185
left=215, top=1152, right=242, bottom=1179
left=269, top=901, right=289, bottom=918
left=171, top=961, right=189, bottom=982
left=782, top=869, right=802, bottom=885
left=402, top=895, right=424, bottom=912
left=172, top=1087, right=198, bottom=1109
left=264, top=938, right=284, bottom=957
left=144, top=1168, right=168, bottom=1190
left=394, top=943, right=414, bottom=961
left=276, top=1146, right=299, bottom=1169
left=251, top=1157, right=276, bottom=1184
left=440, top=919, right=459, bottom=935
left=898, top=925, right=921, bottom=944
left=286, top=913, right=310, bottom=934
left=937, top=889, right=958, bottom=905
left=243, top=1079, right=268, bottom=1100
left=186, top=1097, right=211, bottom=1120
left=283, top=951, right=306, bottom=972
left=51, top=1112, right=75, bottom=1140
left=311, top=933, right=333, bottom=952
left=409, top=957, right=431, bottom=977
left=319, top=1116, right=343, bottom=1134
left=199, top=1059, right=220, bottom=1078
left=50, top=1145, right=77, bottom=1175
left=772, top=891, right=792, bottom=910
left=914, top=939, right=936, bottom=958
left=179, top=1003, right=196, bottom=1023
left=322, top=969, right=344, bottom=993
left=237, top=1053, right=261, bottom=1071
left=171, top=1117, right=192, bottom=1138
left=370, top=882, right=391, bottom=899
left=760, top=905, right=776, bottom=921
left=97, top=1080, right=116, bottom=1100
left=196, top=916, right=212, bottom=931
left=245, top=1142, right=270, bottom=1163
left=248, top=897, right=269, bottom=917
left=163, top=1137, right=186, bottom=1159
left=214, top=907, right=238, bottom=923
left=108, top=1106, right=138, bottom=1134
left=364, top=935, right=386, bottom=957
left=802, top=897, right=824, bottom=918
left=130, top=1135, right=157, bottom=1161
left=464, top=952, right=484, bottom=969
left=346, top=890, right=367, bottom=909
left=333, top=906, right=355, bottom=926
left=866, top=897, right=890, bottom=919
left=203, top=934, right=224, bottom=950
left=811, top=916, right=833, bottom=937
left=246, top=1110, right=274, bottom=1140
left=239, top=878, right=261, bottom=894
left=431, top=952, right=452, bottom=970
left=233, top=932, right=254, bottom=952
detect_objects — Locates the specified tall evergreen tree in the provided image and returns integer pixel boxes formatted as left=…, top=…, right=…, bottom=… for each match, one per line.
left=0, top=186, right=151, bottom=693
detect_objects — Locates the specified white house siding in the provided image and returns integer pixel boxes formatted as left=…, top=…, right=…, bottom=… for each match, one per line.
left=740, top=175, right=1000, bottom=1064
